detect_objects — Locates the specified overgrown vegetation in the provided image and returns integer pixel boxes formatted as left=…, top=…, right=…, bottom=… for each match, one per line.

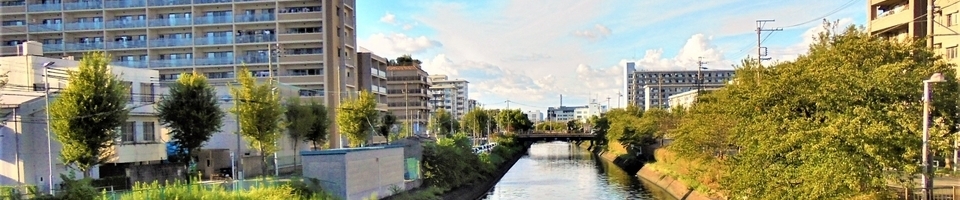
left=230, top=67, right=286, bottom=177
left=336, top=90, right=378, bottom=147
left=117, top=177, right=337, bottom=200
left=420, top=132, right=520, bottom=193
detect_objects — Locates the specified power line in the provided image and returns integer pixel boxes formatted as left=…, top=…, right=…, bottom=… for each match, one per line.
left=781, top=0, right=859, bottom=29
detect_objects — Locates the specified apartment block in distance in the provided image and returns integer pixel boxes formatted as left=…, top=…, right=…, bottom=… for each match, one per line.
left=624, top=62, right=734, bottom=110
left=356, top=47, right=388, bottom=112
left=867, top=0, right=960, bottom=69
left=386, top=61, right=430, bottom=135
left=427, top=74, right=468, bottom=119
left=0, top=0, right=359, bottom=149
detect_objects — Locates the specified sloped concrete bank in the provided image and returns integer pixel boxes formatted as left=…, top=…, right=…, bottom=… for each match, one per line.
left=440, top=145, right=527, bottom=200
left=584, top=143, right=714, bottom=200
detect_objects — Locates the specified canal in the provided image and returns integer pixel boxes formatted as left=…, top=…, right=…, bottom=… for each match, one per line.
left=481, top=142, right=676, bottom=200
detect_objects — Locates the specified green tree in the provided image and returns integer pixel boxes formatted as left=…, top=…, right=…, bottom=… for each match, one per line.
left=156, top=71, right=225, bottom=171
left=284, top=97, right=314, bottom=164
left=336, top=91, right=378, bottom=147
left=566, top=120, right=583, bottom=133
left=305, top=101, right=330, bottom=150
left=460, top=108, right=490, bottom=138
left=230, top=67, right=285, bottom=177
left=495, top=109, right=533, bottom=133
left=49, top=51, right=129, bottom=176
left=429, top=108, right=459, bottom=136
left=378, top=112, right=398, bottom=142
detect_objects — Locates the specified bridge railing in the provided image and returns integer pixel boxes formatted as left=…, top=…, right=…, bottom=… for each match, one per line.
left=472, top=143, right=498, bottom=154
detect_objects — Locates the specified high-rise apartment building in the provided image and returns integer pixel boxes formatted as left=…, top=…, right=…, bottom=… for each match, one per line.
left=0, top=0, right=358, bottom=148
left=867, top=0, right=960, bottom=69
left=386, top=63, right=430, bottom=135
left=427, top=74, right=468, bottom=119
left=357, top=48, right=388, bottom=112
left=624, top=62, right=734, bottom=110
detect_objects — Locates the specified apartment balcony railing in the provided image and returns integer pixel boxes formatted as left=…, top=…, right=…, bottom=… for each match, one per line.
left=147, top=0, right=189, bottom=6
left=235, top=34, right=275, bottom=44
left=235, top=13, right=275, bottom=23
left=195, top=57, right=235, bottom=66
left=106, top=40, right=147, bottom=50
left=64, top=42, right=105, bottom=51
left=42, top=43, right=64, bottom=52
left=149, top=38, right=192, bottom=47
left=237, top=54, right=276, bottom=64
left=27, top=3, right=60, bottom=12
left=105, top=19, right=147, bottom=29
left=150, top=59, right=193, bottom=68
left=194, top=15, right=233, bottom=25
left=63, top=21, right=104, bottom=31
left=63, top=1, right=101, bottom=10
left=111, top=60, right=148, bottom=68
left=104, top=0, right=144, bottom=8
left=27, top=24, right=62, bottom=32
left=194, top=0, right=231, bottom=4
left=195, top=35, right=233, bottom=46
left=147, top=18, right=192, bottom=27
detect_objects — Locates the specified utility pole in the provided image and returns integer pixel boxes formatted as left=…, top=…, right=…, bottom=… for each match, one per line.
left=928, top=0, right=936, bottom=49
left=617, top=91, right=622, bottom=108
left=506, top=100, right=510, bottom=109
left=756, top=19, right=782, bottom=83
left=404, top=82, right=409, bottom=136
left=657, top=73, right=664, bottom=109
left=697, top=57, right=707, bottom=95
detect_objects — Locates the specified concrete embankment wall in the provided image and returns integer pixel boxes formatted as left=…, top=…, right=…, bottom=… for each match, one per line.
left=584, top=143, right=716, bottom=200
left=439, top=145, right=527, bottom=200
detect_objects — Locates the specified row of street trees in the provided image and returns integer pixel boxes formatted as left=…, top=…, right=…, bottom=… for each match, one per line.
left=427, top=108, right=533, bottom=139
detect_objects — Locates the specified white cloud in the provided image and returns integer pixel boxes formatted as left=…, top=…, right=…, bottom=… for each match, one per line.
left=360, top=33, right=443, bottom=57
left=380, top=12, right=397, bottom=24
left=767, top=18, right=854, bottom=63
left=572, top=24, right=613, bottom=40
left=402, top=23, right=415, bottom=30
left=628, top=34, right=733, bottom=71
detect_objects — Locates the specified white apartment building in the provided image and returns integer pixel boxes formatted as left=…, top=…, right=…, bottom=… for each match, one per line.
left=573, top=100, right=607, bottom=123
left=0, top=45, right=164, bottom=192
left=427, top=75, right=468, bottom=119
left=524, top=110, right=543, bottom=123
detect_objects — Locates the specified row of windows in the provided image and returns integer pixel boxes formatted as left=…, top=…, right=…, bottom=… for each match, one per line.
left=634, top=72, right=734, bottom=78
left=387, top=89, right=426, bottom=94
left=120, top=121, right=156, bottom=143
left=387, top=76, right=426, bottom=81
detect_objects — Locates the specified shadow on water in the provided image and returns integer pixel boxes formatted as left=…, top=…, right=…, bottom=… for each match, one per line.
left=482, top=141, right=677, bottom=200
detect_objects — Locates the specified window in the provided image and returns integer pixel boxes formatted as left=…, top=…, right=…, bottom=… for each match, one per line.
left=947, top=46, right=958, bottom=59
left=122, top=122, right=135, bottom=142
left=140, top=83, right=154, bottom=102
left=206, top=71, right=235, bottom=79
left=289, top=68, right=322, bottom=76
left=142, top=122, right=155, bottom=141
left=1, top=20, right=24, bottom=26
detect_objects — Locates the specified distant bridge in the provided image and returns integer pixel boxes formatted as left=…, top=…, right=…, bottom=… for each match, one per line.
left=516, top=132, right=595, bottom=143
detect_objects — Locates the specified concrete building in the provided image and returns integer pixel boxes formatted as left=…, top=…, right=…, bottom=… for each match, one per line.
left=667, top=88, right=719, bottom=110
left=573, top=100, right=607, bottom=123
left=0, top=46, right=165, bottom=191
left=0, top=0, right=358, bottom=149
left=546, top=106, right=578, bottom=122
left=301, top=143, right=423, bottom=200
left=427, top=75, right=468, bottom=119
left=386, top=64, right=430, bottom=135
left=867, top=0, right=960, bottom=71
left=624, top=62, right=734, bottom=110
left=356, top=48, right=389, bottom=112
left=466, top=99, right=477, bottom=111
left=524, top=110, right=543, bottom=123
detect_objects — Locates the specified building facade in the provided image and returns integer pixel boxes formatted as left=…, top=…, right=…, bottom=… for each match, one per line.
left=546, top=106, right=578, bottom=122
left=573, top=101, right=607, bottom=123
left=0, top=48, right=165, bottom=191
left=624, top=62, right=735, bottom=110
left=524, top=110, right=543, bottom=123
left=386, top=64, right=430, bottom=135
left=867, top=0, right=960, bottom=69
left=356, top=48, right=388, bottom=112
left=0, top=0, right=358, bottom=149
left=666, top=88, right=719, bottom=110
left=427, top=75, right=468, bottom=119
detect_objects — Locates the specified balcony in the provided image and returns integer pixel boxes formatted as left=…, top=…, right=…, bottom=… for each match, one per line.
left=106, top=40, right=147, bottom=50
left=26, top=3, right=60, bottom=12
left=2, top=25, right=26, bottom=34
left=63, top=21, right=104, bottom=31
left=237, top=54, right=274, bottom=64
left=0, top=45, right=17, bottom=55
left=107, top=142, right=166, bottom=163
left=104, top=0, right=145, bottom=8
left=28, top=24, right=63, bottom=33
left=149, top=38, right=192, bottom=47
left=63, top=1, right=101, bottom=10
left=194, top=0, right=231, bottom=4
left=277, top=33, right=322, bottom=42
left=148, top=18, right=192, bottom=27
left=235, top=13, right=275, bottom=23
left=42, top=43, right=64, bottom=52
left=105, top=19, right=147, bottom=29
left=278, top=12, right=321, bottom=21
left=279, top=53, right=321, bottom=63
left=194, top=15, right=233, bottom=25
left=196, top=57, right=235, bottom=66
left=1, top=4, right=25, bottom=13
left=871, top=4, right=912, bottom=32
left=64, top=42, right=105, bottom=51
left=146, top=0, right=189, bottom=6
left=150, top=59, right=193, bottom=68
left=195, top=35, right=233, bottom=46
left=112, top=60, right=148, bottom=68
left=235, top=34, right=276, bottom=44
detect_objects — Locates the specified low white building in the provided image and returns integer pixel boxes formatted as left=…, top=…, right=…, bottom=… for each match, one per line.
left=0, top=42, right=168, bottom=192
left=667, top=88, right=718, bottom=110
left=524, top=110, right=543, bottom=123
left=573, top=100, right=607, bottom=123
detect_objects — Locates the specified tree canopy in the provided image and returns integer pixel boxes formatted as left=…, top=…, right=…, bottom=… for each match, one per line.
left=284, top=97, right=314, bottom=161
left=156, top=71, right=224, bottom=164
left=377, top=112, right=398, bottom=142
left=49, top=51, right=129, bottom=176
left=230, top=67, right=285, bottom=176
left=305, top=101, right=330, bottom=149
left=495, top=109, right=533, bottom=133
left=460, top=108, right=490, bottom=136
left=429, top=108, right=459, bottom=136
left=336, top=91, right=378, bottom=147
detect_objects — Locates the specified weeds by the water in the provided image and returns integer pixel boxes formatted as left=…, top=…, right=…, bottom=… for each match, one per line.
left=115, top=177, right=338, bottom=200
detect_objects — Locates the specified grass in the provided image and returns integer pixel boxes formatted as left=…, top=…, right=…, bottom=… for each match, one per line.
left=114, top=177, right=337, bottom=200
left=645, top=148, right=726, bottom=199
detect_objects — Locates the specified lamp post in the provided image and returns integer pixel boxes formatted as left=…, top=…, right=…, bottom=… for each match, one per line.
left=922, top=72, right=945, bottom=200
left=41, top=61, right=55, bottom=195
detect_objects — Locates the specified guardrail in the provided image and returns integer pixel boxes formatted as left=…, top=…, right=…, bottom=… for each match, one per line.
left=473, top=143, right=497, bottom=154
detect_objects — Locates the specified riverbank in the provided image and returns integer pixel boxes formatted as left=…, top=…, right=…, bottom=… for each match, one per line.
left=582, top=143, right=718, bottom=200
left=438, top=145, right=527, bottom=200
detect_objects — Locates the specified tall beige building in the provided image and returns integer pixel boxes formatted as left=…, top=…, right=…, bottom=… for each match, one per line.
left=0, top=0, right=358, bottom=148
left=868, top=0, right=960, bottom=67
left=386, top=64, right=430, bottom=135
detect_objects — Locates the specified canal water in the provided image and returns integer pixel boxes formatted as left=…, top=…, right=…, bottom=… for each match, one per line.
left=481, top=142, right=676, bottom=200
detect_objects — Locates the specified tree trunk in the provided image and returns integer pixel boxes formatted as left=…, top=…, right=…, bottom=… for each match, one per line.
left=292, top=141, right=298, bottom=170
left=259, top=143, right=267, bottom=181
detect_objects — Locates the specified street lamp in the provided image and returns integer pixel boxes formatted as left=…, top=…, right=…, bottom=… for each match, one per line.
left=922, top=72, right=945, bottom=200
left=41, top=61, right=55, bottom=195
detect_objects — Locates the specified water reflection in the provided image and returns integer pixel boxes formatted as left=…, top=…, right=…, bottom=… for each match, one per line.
left=482, top=142, right=675, bottom=200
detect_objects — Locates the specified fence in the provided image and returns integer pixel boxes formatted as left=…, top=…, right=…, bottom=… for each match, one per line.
left=889, top=186, right=960, bottom=200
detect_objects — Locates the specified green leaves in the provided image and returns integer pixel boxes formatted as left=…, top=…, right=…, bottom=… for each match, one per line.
left=377, top=112, right=398, bottom=142
left=229, top=67, right=285, bottom=159
left=49, top=51, right=129, bottom=174
left=460, top=108, right=490, bottom=135
left=157, top=71, right=224, bottom=164
left=335, top=90, right=378, bottom=147
left=428, top=108, right=458, bottom=136
left=494, top=109, right=532, bottom=133
left=284, top=97, right=315, bottom=148
left=305, top=101, right=330, bottom=149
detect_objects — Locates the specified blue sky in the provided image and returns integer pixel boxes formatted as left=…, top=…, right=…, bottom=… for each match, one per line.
left=356, top=0, right=867, bottom=112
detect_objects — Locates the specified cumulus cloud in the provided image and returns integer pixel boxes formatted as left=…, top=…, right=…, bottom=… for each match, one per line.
left=380, top=12, right=396, bottom=24
left=767, top=18, right=854, bottom=63
left=360, top=33, right=443, bottom=57
left=501, top=53, right=552, bottom=62
left=572, top=24, right=613, bottom=40
left=627, top=34, right=733, bottom=71
left=402, top=23, right=415, bottom=30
